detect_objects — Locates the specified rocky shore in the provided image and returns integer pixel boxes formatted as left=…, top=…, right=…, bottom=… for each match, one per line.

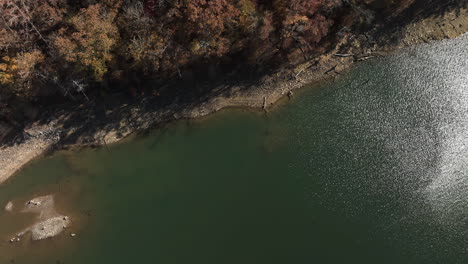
left=0, top=5, right=467, bottom=185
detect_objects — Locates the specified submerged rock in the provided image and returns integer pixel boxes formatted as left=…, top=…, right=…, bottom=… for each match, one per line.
left=29, top=216, right=70, bottom=241
left=22, top=195, right=54, bottom=214
left=4, top=201, right=13, bottom=212
left=9, top=194, right=72, bottom=241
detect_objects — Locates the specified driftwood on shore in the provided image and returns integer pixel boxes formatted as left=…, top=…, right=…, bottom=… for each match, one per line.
left=334, top=53, right=354, bottom=57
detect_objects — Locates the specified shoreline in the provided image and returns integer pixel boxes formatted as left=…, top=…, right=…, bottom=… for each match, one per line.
left=1, top=6, right=467, bottom=185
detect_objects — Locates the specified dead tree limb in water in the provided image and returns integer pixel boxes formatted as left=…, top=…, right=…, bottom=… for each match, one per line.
left=324, top=65, right=340, bottom=75
left=357, top=56, right=375, bottom=61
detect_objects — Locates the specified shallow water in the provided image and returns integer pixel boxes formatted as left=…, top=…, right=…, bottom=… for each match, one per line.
left=1, top=34, right=468, bottom=263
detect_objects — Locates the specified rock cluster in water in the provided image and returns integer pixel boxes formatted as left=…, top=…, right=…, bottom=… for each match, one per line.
left=7, top=195, right=71, bottom=242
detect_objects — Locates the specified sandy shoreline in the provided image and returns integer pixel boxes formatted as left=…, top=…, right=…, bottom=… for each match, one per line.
left=0, top=122, right=61, bottom=185
left=1, top=6, right=467, bottom=185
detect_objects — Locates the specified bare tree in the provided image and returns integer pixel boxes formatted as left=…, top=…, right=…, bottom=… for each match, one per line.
left=72, top=80, right=89, bottom=101
left=0, top=0, right=50, bottom=47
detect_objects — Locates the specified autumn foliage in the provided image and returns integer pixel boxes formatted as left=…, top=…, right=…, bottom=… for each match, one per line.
left=0, top=0, right=418, bottom=103
left=53, top=4, right=119, bottom=80
left=0, top=50, right=44, bottom=93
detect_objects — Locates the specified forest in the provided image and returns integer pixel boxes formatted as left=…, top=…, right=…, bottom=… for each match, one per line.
left=0, top=0, right=423, bottom=131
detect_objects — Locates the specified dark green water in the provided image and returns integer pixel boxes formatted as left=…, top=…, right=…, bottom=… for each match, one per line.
left=1, top=35, right=468, bottom=263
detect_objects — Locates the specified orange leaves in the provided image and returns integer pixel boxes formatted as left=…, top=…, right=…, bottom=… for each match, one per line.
left=127, top=0, right=339, bottom=69
left=257, top=12, right=275, bottom=41
left=176, top=0, right=241, bottom=58
left=274, top=0, right=336, bottom=52
left=0, top=56, right=14, bottom=85
left=12, top=50, right=44, bottom=80
left=0, top=0, right=420, bottom=93
left=0, top=50, right=44, bottom=96
left=53, top=33, right=76, bottom=62
left=289, top=0, right=323, bottom=17
left=0, top=0, right=434, bottom=105
left=31, top=0, right=65, bottom=31
left=53, top=4, right=119, bottom=81
left=238, top=0, right=258, bottom=33
left=127, top=34, right=168, bottom=73
left=186, top=0, right=240, bottom=36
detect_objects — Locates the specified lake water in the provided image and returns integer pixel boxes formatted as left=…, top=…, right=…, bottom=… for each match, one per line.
left=1, top=34, right=468, bottom=263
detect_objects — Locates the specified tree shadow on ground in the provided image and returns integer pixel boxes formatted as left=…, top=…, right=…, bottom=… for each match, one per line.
left=374, top=0, right=467, bottom=46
